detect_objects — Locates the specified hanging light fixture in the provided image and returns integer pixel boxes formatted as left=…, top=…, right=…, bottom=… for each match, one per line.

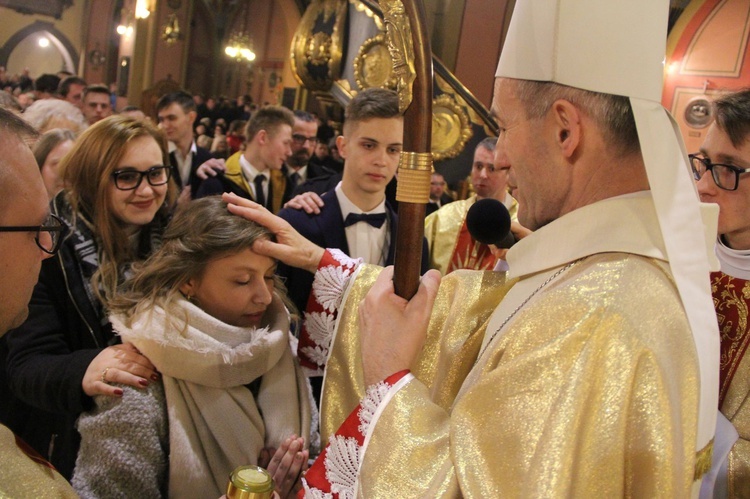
left=225, top=32, right=256, bottom=62
left=224, top=2, right=256, bottom=64
left=116, top=8, right=135, bottom=37
left=161, top=14, right=182, bottom=44
left=135, top=0, right=151, bottom=19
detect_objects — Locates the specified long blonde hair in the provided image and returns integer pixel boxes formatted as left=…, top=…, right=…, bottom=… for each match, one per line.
left=60, top=115, right=176, bottom=301
left=108, top=197, right=296, bottom=327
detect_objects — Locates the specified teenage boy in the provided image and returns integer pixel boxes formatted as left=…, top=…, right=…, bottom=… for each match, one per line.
left=156, top=91, right=214, bottom=198
left=277, top=88, right=428, bottom=399
left=195, top=105, right=294, bottom=213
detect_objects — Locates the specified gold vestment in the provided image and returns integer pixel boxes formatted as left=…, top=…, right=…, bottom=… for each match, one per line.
left=321, top=193, right=701, bottom=497
left=0, top=424, right=78, bottom=498
left=712, top=270, right=750, bottom=497
left=723, top=351, right=750, bottom=498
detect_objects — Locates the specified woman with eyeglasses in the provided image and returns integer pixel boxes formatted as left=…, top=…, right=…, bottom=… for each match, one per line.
left=3, top=115, right=176, bottom=479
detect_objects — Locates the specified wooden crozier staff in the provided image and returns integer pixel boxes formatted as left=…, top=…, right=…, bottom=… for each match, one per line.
left=382, top=0, right=433, bottom=299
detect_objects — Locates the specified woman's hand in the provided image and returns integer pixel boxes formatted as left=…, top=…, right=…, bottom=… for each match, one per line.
left=223, top=193, right=325, bottom=273
left=262, top=435, right=308, bottom=499
left=82, top=343, right=158, bottom=397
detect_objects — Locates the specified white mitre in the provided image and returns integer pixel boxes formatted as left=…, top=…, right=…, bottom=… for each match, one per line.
left=496, top=0, right=719, bottom=492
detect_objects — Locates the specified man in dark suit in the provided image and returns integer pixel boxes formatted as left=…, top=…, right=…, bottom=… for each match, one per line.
left=277, top=88, right=428, bottom=402
left=282, top=111, right=336, bottom=205
left=156, top=91, right=216, bottom=201
left=425, top=172, right=454, bottom=215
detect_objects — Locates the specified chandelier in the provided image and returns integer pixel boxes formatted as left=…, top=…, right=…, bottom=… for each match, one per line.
left=225, top=32, right=256, bottom=63
left=162, top=13, right=181, bottom=44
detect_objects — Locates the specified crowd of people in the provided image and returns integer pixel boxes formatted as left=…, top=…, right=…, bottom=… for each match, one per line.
left=0, top=70, right=467, bottom=497
left=0, top=0, right=749, bottom=496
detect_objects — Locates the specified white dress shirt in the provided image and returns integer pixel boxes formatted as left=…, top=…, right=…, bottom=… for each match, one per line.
left=335, top=182, right=389, bottom=265
left=168, top=141, right=198, bottom=186
left=239, top=154, right=270, bottom=202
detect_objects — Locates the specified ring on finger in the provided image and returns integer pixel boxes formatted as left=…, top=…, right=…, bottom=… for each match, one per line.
left=101, top=367, right=111, bottom=384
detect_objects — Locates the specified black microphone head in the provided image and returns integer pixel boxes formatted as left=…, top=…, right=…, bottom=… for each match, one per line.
left=466, top=198, right=513, bottom=247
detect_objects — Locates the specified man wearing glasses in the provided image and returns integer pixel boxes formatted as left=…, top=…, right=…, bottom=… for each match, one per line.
left=0, top=108, right=76, bottom=495
left=284, top=111, right=335, bottom=195
left=692, top=89, right=750, bottom=497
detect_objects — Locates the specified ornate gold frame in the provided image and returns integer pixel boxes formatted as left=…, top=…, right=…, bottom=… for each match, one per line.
left=431, top=94, right=472, bottom=161
left=353, top=34, right=397, bottom=91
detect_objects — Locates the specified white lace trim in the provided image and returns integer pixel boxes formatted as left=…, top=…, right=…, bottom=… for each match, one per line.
left=306, top=376, right=322, bottom=457
left=300, top=344, right=330, bottom=367
left=324, top=435, right=360, bottom=499
left=304, top=250, right=360, bottom=369
left=302, top=478, right=334, bottom=499
left=328, top=248, right=360, bottom=270
left=304, top=310, right=336, bottom=347
left=313, top=265, right=355, bottom=313
left=357, top=381, right=390, bottom=436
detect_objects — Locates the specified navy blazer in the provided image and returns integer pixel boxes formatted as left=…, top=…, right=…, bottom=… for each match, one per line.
left=281, top=162, right=336, bottom=206
left=277, top=189, right=429, bottom=316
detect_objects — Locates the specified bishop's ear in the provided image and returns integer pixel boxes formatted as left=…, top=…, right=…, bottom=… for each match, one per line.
left=550, top=99, right=581, bottom=158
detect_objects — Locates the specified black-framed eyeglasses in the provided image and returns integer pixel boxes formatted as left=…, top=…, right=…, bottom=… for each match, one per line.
left=689, top=154, right=750, bottom=191
left=0, top=213, right=69, bottom=255
left=111, top=166, right=171, bottom=191
left=292, top=134, right=318, bottom=146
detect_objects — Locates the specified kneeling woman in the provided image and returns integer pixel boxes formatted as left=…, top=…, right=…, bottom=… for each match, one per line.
left=72, top=197, right=313, bottom=498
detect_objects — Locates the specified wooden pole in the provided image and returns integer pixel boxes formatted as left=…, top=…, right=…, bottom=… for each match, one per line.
left=389, top=0, right=433, bottom=299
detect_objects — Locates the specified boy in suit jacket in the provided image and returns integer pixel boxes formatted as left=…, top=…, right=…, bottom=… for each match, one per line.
left=277, top=88, right=428, bottom=402
left=195, top=106, right=293, bottom=214
left=156, top=91, right=216, bottom=201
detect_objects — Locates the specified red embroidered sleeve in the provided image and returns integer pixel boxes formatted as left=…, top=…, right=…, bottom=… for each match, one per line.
left=300, top=370, right=412, bottom=498
left=297, top=249, right=361, bottom=375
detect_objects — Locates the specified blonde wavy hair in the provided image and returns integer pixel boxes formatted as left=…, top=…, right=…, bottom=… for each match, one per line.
left=108, top=197, right=297, bottom=328
left=60, top=115, right=176, bottom=302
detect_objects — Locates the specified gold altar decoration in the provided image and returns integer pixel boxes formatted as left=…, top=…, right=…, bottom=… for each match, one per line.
left=381, top=0, right=417, bottom=113
left=291, top=0, right=347, bottom=91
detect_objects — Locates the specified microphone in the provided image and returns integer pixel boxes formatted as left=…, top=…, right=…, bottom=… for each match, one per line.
left=466, top=198, right=515, bottom=249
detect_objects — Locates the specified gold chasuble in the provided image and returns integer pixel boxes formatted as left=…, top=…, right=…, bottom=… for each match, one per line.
left=320, top=193, right=701, bottom=497
left=0, top=424, right=78, bottom=498
left=712, top=270, right=750, bottom=497
left=424, top=195, right=518, bottom=274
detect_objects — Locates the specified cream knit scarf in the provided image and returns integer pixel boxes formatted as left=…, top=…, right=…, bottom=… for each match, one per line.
left=110, top=295, right=311, bottom=499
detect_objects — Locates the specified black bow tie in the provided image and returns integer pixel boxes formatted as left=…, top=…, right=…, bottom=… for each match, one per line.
left=343, top=212, right=387, bottom=228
